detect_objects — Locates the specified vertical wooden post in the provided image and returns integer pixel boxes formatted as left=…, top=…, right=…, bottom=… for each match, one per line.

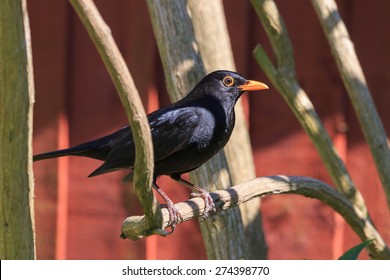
left=0, top=0, right=36, bottom=259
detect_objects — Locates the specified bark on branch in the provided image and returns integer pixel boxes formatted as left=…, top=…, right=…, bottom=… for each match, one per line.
left=69, top=0, right=162, bottom=231
left=146, top=0, right=266, bottom=260
left=0, top=0, right=35, bottom=259
left=249, top=0, right=389, bottom=260
left=121, top=175, right=390, bottom=260
left=311, top=0, right=390, bottom=209
left=187, top=1, right=267, bottom=259
left=250, top=0, right=369, bottom=218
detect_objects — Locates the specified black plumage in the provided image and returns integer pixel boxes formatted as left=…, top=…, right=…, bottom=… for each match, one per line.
left=34, top=70, right=268, bottom=229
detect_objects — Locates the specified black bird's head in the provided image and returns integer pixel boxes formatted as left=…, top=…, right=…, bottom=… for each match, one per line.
left=188, top=70, right=268, bottom=104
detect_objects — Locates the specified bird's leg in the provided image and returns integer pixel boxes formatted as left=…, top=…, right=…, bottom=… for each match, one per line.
left=171, top=175, right=216, bottom=218
left=152, top=182, right=182, bottom=232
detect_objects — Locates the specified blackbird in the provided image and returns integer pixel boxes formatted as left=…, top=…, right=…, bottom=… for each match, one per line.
left=34, top=70, right=268, bottom=229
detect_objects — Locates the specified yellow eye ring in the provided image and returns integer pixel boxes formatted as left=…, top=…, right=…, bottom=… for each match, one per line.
left=223, top=76, right=234, bottom=87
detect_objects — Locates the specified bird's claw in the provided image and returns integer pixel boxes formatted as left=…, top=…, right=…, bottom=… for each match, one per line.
left=190, top=190, right=216, bottom=218
left=161, top=199, right=183, bottom=232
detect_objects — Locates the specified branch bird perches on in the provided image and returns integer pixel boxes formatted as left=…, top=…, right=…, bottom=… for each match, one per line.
left=121, top=175, right=390, bottom=260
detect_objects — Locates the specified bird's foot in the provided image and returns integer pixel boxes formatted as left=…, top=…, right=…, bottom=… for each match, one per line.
left=190, top=189, right=216, bottom=218
left=169, top=176, right=216, bottom=219
left=161, top=198, right=183, bottom=233
left=154, top=182, right=183, bottom=233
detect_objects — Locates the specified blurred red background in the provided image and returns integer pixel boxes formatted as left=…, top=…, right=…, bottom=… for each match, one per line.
left=30, top=0, right=390, bottom=259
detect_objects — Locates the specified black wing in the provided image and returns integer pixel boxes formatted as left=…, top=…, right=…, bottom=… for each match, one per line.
left=89, top=106, right=207, bottom=177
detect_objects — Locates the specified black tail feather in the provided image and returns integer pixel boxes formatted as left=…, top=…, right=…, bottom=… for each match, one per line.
left=33, top=148, right=82, bottom=161
left=33, top=143, right=107, bottom=161
left=33, top=126, right=131, bottom=162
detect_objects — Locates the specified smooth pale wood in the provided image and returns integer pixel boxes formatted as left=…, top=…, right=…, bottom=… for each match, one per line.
left=69, top=0, right=161, bottom=229
left=311, top=0, right=390, bottom=209
left=250, top=0, right=388, bottom=259
left=121, top=175, right=390, bottom=259
left=147, top=0, right=253, bottom=259
left=188, top=0, right=267, bottom=259
left=251, top=0, right=369, bottom=217
left=0, top=0, right=35, bottom=259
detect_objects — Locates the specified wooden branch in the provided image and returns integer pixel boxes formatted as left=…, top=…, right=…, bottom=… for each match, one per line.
left=146, top=0, right=253, bottom=260
left=250, top=0, right=389, bottom=259
left=311, top=0, right=390, bottom=209
left=188, top=0, right=267, bottom=259
left=69, top=0, right=163, bottom=230
left=250, top=0, right=369, bottom=219
left=0, top=0, right=35, bottom=259
left=121, top=175, right=390, bottom=259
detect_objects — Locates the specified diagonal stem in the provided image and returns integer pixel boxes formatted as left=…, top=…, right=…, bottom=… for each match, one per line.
left=251, top=0, right=368, bottom=218
left=250, top=0, right=389, bottom=260
left=69, top=0, right=163, bottom=231
left=311, top=0, right=390, bottom=209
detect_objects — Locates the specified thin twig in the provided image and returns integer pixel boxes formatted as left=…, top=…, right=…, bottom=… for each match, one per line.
left=69, top=0, right=163, bottom=231
left=121, top=175, right=390, bottom=259
left=311, top=0, right=390, bottom=209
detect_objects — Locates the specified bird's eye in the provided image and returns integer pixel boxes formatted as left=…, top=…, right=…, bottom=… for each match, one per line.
left=222, top=76, right=234, bottom=87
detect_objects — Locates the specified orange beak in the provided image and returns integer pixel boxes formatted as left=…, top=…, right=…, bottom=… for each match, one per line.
left=238, top=80, right=269, bottom=92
